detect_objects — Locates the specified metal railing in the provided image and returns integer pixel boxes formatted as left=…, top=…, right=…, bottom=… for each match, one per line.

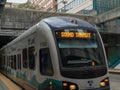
left=108, top=49, right=120, bottom=68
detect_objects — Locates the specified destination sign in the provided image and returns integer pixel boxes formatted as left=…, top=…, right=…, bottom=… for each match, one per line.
left=56, top=31, right=91, bottom=38
left=61, top=32, right=74, bottom=38
left=75, top=32, right=91, bottom=38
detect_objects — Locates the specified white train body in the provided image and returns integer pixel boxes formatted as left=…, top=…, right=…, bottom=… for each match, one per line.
left=0, top=16, right=110, bottom=90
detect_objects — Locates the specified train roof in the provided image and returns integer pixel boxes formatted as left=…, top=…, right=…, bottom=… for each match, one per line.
left=42, top=16, right=96, bottom=30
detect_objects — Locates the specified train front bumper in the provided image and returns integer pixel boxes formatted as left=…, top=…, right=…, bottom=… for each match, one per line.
left=85, top=86, right=110, bottom=90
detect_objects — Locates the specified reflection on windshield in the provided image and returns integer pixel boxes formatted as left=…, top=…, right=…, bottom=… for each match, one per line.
left=59, top=39, right=98, bottom=48
left=58, top=39, right=105, bottom=67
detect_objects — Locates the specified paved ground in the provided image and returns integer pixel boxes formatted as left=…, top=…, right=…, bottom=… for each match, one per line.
left=0, top=73, right=22, bottom=90
left=110, top=74, right=120, bottom=90
left=0, top=80, right=8, bottom=90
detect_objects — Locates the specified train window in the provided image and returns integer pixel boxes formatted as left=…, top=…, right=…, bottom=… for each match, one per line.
left=2, top=56, right=5, bottom=65
left=28, top=46, right=35, bottom=70
left=17, top=54, right=21, bottom=69
left=7, top=56, right=9, bottom=67
left=11, top=56, right=14, bottom=69
left=22, top=48, right=28, bottom=68
left=14, top=55, right=16, bottom=70
left=2, top=56, right=5, bottom=69
left=117, top=18, right=120, bottom=25
left=9, top=56, right=11, bottom=67
left=39, top=48, right=53, bottom=76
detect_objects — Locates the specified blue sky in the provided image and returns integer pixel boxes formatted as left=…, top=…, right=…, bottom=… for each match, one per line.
left=7, top=0, right=27, bottom=4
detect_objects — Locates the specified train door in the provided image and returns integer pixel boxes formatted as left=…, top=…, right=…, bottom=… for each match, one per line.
left=9, top=55, right=17, bottom=77
left=39, top=48, right=53, bottom=76
left=22, top=48, right=29, bottom=80
left=27, top=46, right=36, bottom=81
left=2, top=54, right=6, bottom=73
left=39, top=47, right=54, bottom=90
left=34, top=31, right=52, bottom=88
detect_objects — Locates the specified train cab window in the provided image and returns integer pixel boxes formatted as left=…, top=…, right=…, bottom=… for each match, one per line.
left=22, top=48, right=28, bottom=68
left=28, top=46, right=35, bottom=70
left=39, top=48, right=53, bottom=76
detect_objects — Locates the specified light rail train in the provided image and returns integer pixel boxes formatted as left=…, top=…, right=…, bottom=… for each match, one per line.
left=0, top=16, right=110, bottom=90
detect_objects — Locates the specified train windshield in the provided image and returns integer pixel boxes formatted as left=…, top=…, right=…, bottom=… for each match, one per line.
left=55, top=29, right=106, bottom=68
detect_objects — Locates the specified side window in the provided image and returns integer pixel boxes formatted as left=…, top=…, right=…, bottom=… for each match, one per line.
left=14, top=55, right=16, bottom=70
left=7, top=56, right=9, bottom=67
left=11, top=56, right=14, bottom=69
left=22, top=48, right=28, bottom=68
left=2, top=55, right=5, bottom=69
left=2, top=56, right=5, bottom=65
left=17, top=54, right=21, bottom=70
left=9, top=56, right=11, bottom=67
left=28, top=46, right=35, bottom=70
left=39, top=48, right=53, bottom=76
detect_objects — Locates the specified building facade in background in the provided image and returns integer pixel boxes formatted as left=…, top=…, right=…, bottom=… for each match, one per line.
left=4, top=0, right=120, bottom=15
left=57, top=0, right=93, bottom=14
left=58, top=0, right=120, bottom=15
left=31, top=0, right=57, bottom=12
left=93, top=0, right=120, bottom=14
left=30, top=0, right=93, bottom=14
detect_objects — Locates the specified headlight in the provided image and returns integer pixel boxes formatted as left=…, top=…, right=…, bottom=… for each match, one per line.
left=100, top=82, right=105, bottom=87
left=62, top=81, right=78, bottom=90
left=100, top=78, right=109, bottom=87
left=69, top=85, right=76, bottom=90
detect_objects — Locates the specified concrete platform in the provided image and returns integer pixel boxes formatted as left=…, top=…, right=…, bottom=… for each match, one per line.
left=0, top=73, right=22, bottom=90
left=109, top=69, right=120, bottom=74
left=0, top=80, right=8, bottom=90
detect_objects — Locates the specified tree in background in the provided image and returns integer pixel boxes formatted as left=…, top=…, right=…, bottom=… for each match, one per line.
left=18, top=0, right=39, bottom=9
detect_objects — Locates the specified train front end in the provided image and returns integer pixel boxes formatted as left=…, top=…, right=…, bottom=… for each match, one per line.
left=43, top=16, right=110, bottom=90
